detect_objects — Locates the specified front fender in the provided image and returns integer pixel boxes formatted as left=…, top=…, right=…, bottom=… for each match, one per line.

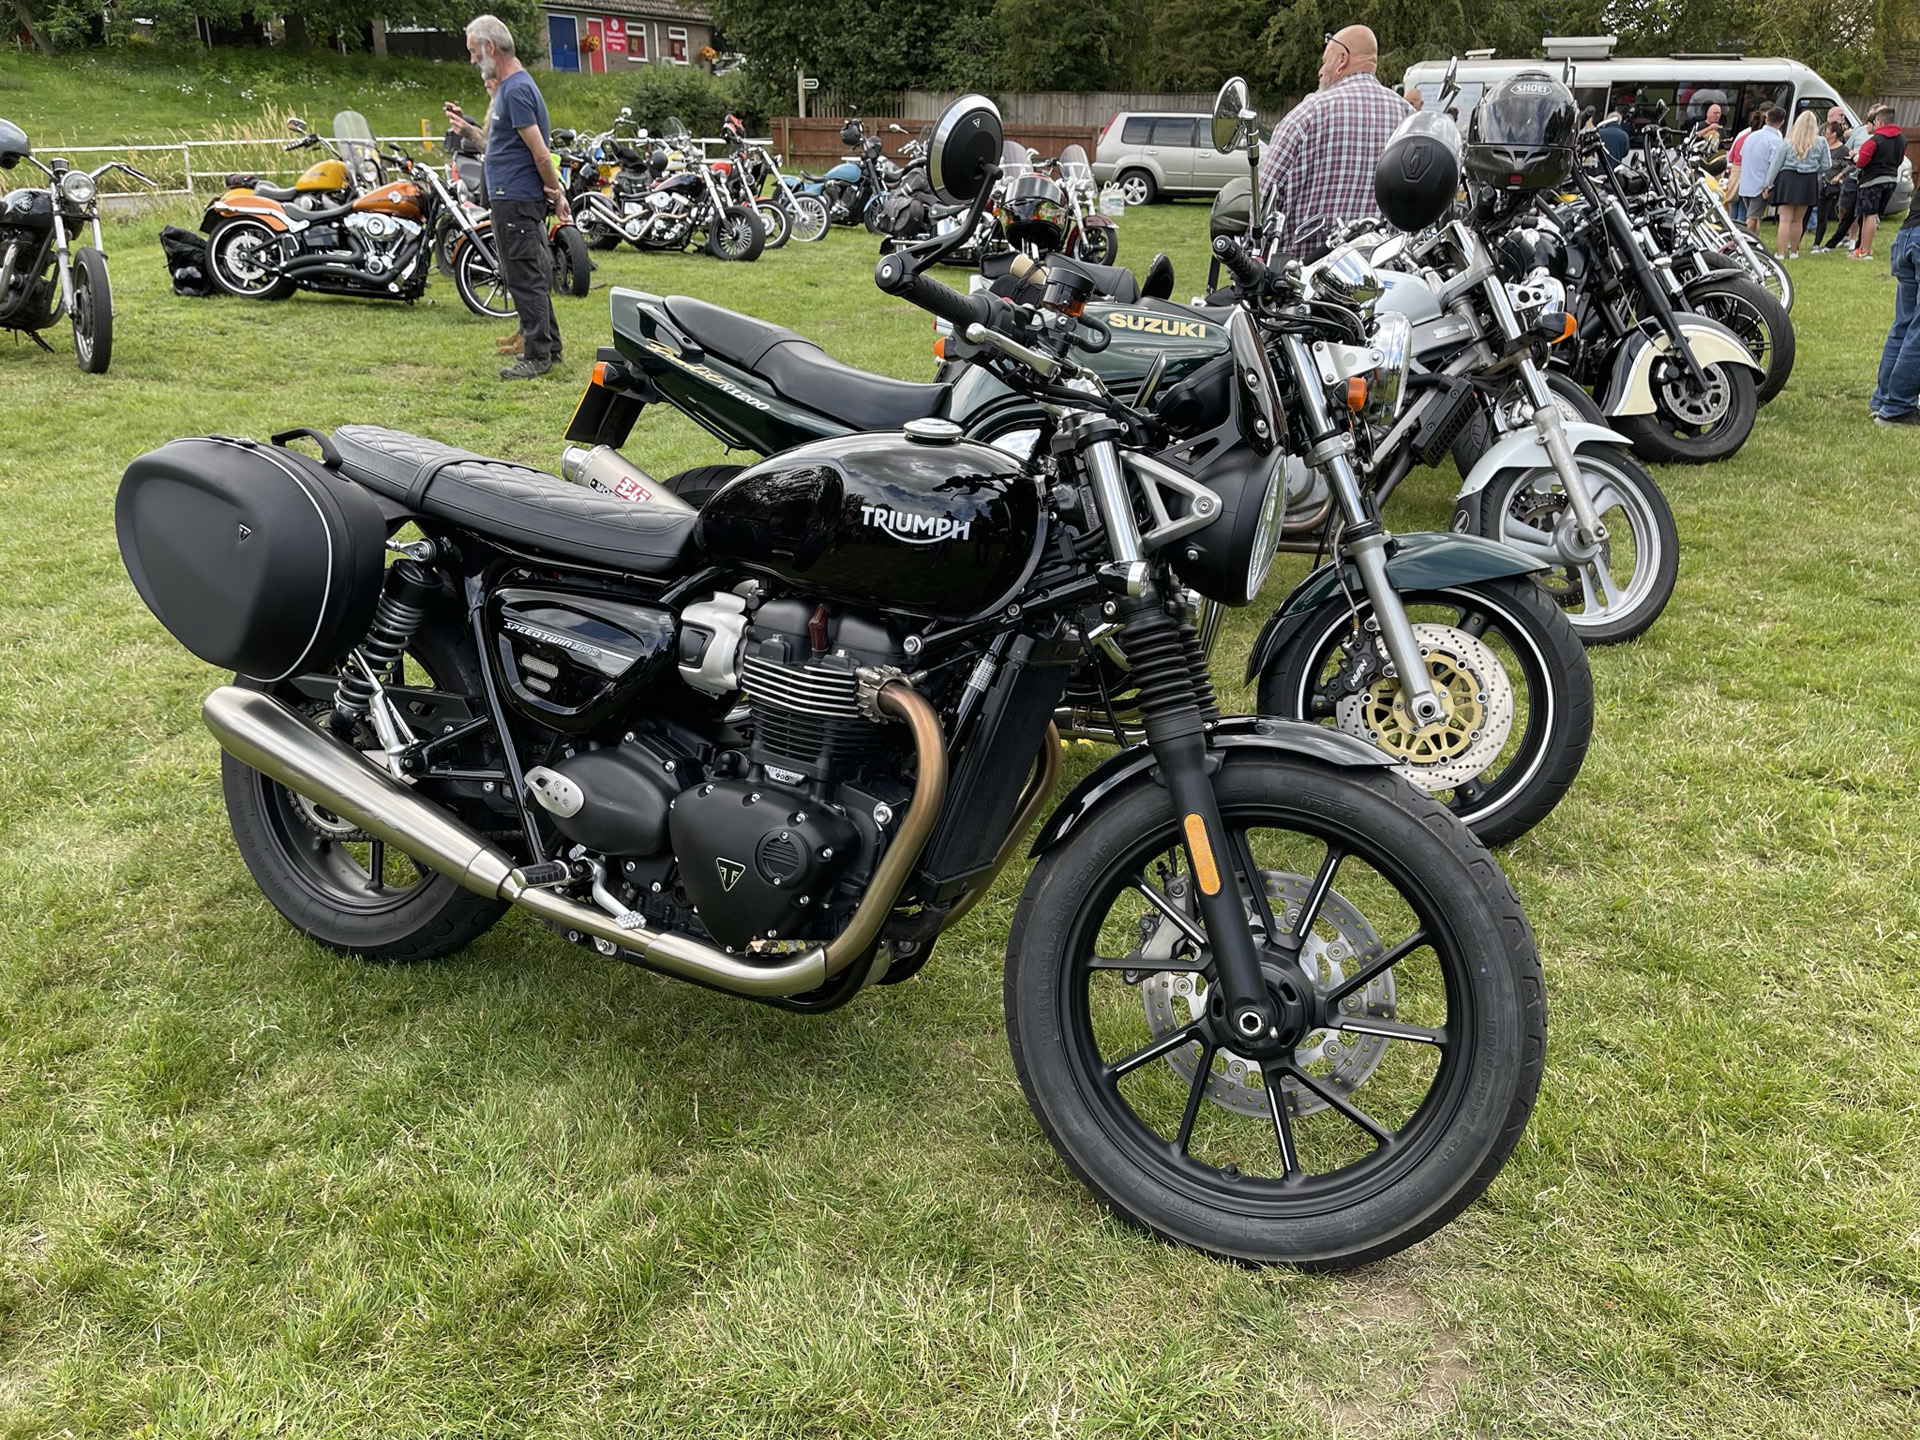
left=1458, top=421, right=1637, bottom=499
left=1029, top=715, right=1387, bottom=860
left=1598, top=316, right=1764, bottom=416
left=1241, top=529, right=1548, bottom=683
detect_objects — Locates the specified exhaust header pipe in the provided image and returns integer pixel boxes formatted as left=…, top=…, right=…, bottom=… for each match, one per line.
left=201, top=684, right=948, bottom=998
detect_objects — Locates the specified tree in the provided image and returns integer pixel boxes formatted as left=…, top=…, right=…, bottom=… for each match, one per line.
left=713, top=0, right=995, bottom=108
left=991, top=0, right=1145, bottom=91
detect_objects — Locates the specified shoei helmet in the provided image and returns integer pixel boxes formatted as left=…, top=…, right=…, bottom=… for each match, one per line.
left=0, top=118, right=28, bottom=170
left=1374, top=108, right=1463, bottom=232
left=1466, top=71, right=1577, bottom=190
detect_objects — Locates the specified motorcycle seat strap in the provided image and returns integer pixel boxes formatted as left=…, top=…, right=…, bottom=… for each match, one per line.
left=404, top=454, right=475, bottom=509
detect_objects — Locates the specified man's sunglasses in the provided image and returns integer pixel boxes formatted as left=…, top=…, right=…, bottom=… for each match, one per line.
left=1324, top=32, right=1351, bottom=60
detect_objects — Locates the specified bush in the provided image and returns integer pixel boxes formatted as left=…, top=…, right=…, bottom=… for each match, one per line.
left=624, top=66, right=757, bottom=136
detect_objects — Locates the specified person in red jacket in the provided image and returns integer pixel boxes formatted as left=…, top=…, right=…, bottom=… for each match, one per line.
left=1851, top=105, right=1908, bottom=260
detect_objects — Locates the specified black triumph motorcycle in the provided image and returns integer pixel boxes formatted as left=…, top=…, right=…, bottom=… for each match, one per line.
left=0, top=118, right=152, bottom=373
left=117, top=97, right=1544, bottom=1270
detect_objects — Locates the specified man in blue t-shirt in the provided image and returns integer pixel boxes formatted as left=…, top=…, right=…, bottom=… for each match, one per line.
left=444, top=15, right=571, bottom=379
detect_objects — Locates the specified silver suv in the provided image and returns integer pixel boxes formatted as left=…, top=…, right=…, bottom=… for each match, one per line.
left=1092, top=112, right=1245, bottom=204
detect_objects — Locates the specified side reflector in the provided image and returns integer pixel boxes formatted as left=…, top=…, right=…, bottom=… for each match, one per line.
left=1183, top=814, right=1222, bottom=896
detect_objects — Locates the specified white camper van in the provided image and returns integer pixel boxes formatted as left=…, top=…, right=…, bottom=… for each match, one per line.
left=1400, top=36, right=1859, bottom=132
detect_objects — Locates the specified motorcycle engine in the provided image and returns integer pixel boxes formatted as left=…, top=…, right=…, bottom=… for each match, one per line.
left=344, top=212, right=419, bottom=276
left=520, top=595, right=913, bottom=953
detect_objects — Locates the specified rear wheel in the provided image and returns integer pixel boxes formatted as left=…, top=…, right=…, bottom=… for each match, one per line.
left=453, top=232, right=517, bottom=318
left=705, top=204, right=765, bottom=261
left=206, top=215, right=297, bottom=300
left=1117, top=169, right=1157, bottom=206
left=550, top=222, right=593, bottom=297
left=1004, top=754, right=1545, bottom=1269
left=662, top=463, right=744, bottom=509
left=69, top=246, right=112, bottom=374
left=220, top=622, right=510, bottom=962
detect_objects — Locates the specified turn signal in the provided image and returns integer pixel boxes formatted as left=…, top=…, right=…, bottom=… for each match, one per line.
left=590, top=360, right=612, bottom=388
left=933, top=336, right=946, bottom=360
left=1344, top=376, right=1368, bottom=412
left=1537, top=310, right=1576, bottom=344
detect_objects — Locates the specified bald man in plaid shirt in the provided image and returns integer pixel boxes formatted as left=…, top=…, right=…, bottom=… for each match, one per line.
left=1259, top=26, right=1413, bottom=260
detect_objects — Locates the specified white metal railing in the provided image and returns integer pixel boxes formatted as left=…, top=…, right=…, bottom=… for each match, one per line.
left=45, top=131, right=755, bottom=201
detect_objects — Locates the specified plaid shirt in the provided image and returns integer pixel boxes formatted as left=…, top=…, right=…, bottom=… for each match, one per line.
left=1259, top=73, right=1413, bottom=259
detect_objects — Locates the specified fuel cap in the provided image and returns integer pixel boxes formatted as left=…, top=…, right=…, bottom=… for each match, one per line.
left=903, top=418, right=963, bottom=444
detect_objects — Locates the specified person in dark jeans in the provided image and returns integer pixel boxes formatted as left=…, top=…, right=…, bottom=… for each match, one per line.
left=1871, top=200, right=1920, bottom=425
left=444, top=15, right=569, bottom=380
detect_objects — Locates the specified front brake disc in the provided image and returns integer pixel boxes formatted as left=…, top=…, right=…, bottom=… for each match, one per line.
left=1139, top=871, right=1396, bottom=1118
left=1335, top=622, right=1514, bottom=791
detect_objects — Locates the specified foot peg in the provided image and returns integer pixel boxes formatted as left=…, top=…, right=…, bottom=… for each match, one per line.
left=512, top=860, right=572, bottom=888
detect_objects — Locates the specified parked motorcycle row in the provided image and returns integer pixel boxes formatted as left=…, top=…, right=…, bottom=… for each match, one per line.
left=110, top=60, right=1800, bottom=1270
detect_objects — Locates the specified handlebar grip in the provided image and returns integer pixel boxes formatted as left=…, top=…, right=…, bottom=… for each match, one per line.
left=1211, top=234, right=1268, bottom=290
left=874, top=252, right=995, bottom=331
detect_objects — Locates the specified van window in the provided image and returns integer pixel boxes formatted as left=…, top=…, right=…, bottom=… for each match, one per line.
left=1121, top=117, right=1154, bottom=145
left=1798, top=94, right=1837, bottom=120
left=1152, top=117, right=1198, bottom=147
left=1736, top=82, right=1790, bottom=123
left=1677, top=82, right=1735, bottom=125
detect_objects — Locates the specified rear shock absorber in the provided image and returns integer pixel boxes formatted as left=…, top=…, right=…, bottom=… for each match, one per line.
left=331, top=559, right=441, bottom=735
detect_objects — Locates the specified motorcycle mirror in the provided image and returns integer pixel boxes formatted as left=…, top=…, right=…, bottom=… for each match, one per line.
left=888, top=123, right=906, bottom=134
left=927, top=94, right=1003, bottom=205
left=1212, top=76, right=1251, bottom=152
left=286, top=116, right=307, bottom=134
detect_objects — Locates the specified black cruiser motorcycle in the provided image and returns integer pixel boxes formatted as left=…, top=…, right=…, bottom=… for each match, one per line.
left=0, top=118, right=152, bottom=373
left=117, top=98, right=1544, bottom=1270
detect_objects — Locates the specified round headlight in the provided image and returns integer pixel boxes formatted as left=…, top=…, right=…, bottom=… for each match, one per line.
left=1365, top=311, right=1412, bottom=424
left=1243, top=454, right=1286, bottom=603
left=1312, top=243, right=1383, bottom=307
left=60, top=170, right=96, bottom=205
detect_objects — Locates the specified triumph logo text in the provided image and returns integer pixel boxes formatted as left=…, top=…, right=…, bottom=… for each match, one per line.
left=860, top=505, right=973, bottom=545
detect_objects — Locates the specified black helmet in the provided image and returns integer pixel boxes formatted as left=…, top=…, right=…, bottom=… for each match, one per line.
left=1466, top=71, right=1576, bottom=190
left=1374, top=109, right=1462, bottom=232
left=0, top=118, right=28, bottom=170
left=840, top=118, right=864, bottom=148
left=1001, top=172, right=1067, bottom=253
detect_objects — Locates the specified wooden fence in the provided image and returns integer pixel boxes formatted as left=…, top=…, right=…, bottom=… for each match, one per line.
left=766, top=116, right=1100, bottom=171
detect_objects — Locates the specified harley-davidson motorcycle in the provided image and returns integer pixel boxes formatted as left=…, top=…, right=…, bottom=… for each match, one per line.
left=202, top=121, right=513, bottom=319
left=117, top=97, right=1544, bottom=1270
left=0, top=117, right=152, bottom=373
left=593, top=119, right=765, bottom=262
left=442, top=125, right=593, bottom=299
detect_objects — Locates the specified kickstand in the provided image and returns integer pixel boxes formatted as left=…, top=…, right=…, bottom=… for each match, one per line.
left=25, top=329, right=57, bottom=354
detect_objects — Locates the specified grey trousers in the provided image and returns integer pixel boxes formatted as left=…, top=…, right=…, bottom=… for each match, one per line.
left=492, top=197, right=560, bottom=363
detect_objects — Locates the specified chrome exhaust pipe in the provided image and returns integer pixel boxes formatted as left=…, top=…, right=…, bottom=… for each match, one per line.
left=201, top=683, right=950, bottom=997
left=0, top=239, right=21, bottom=300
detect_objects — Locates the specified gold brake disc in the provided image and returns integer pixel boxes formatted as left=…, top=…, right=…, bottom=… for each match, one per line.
left=1336, top=622, right=1514, bottom=792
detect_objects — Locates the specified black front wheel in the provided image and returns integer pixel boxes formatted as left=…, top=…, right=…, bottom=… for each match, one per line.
left=704, top=204, right=765, bottom=262
left=1258, top=579, right=1593, bottom=847
left=1609, top=350, right=1758, bottom=465
left=1005, top=754, right=1545, bottom=1269
left=69, top=246, right=112, bottom=374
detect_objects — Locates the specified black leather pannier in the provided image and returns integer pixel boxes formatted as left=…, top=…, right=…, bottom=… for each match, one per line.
left=116, top=435, right=389, bottom=681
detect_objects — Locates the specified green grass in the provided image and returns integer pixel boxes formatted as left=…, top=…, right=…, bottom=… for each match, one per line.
left=3, top=196, right=1920, bottom=1437
left=0, top=47, right=638, bottom=148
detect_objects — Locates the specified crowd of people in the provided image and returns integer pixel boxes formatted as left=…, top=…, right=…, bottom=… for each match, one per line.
left=1719, top=101, right=1909, bottom=261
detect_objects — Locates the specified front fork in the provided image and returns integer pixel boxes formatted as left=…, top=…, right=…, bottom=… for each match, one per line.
left=1279, top=335, right=1444, bottom=729
left=48, top=211, right=74, bottom=316
left=1082, top=436, right=1286, bottom=1053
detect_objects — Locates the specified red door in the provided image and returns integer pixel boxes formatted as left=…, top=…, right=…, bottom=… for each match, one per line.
left=584, top=18, right=606, bottom=73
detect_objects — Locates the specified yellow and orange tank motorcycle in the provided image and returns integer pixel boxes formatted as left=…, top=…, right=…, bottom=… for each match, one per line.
left=199, top=112, right=515, bottom=318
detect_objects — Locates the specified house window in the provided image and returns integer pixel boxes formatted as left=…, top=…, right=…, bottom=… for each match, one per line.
left=626, top=19, right=646, bottom=60
left=668, top=26, right=687, bottom=63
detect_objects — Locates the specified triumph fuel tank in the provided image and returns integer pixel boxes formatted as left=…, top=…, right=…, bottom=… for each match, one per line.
left=695, top=431, right=1043, bottom=621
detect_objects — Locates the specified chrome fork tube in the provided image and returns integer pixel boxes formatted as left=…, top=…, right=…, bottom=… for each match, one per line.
left=49, top=209, right=74, bottom=312
left=1280, top=335, right=1442, bottom=727
left=1084, top=438, right=1147, bottom=591
left=1517, top=358, right=1608, bottom=546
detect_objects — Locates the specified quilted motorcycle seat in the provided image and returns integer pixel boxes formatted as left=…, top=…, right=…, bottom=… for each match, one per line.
left=662, top=295, right=949, bottom=431
left=331, top=425, right=697, bottom=575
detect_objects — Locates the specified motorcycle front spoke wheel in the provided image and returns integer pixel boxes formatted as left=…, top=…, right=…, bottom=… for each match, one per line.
left=1476, top=447, right=1679, bottom=645
left=1005, top=758, right=1544, bottom=1268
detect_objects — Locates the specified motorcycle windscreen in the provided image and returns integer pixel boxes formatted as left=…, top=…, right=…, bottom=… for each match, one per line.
left=333, top=110, right=380, bottom=185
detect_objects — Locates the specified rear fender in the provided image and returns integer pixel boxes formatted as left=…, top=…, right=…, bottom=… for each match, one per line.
left=1029, top=715, right=1388, bottom=860
left=205, top=194, right=297, bottom=233
left=1457, top=421, right=1637, bottom=500
left=1241, top=530, right=1547, bottom=684
left=1598, top=316, right=1763, bottom=416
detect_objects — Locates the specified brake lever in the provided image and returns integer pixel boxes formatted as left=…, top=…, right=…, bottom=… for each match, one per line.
left=963, top=322, right=1063, bottom=379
